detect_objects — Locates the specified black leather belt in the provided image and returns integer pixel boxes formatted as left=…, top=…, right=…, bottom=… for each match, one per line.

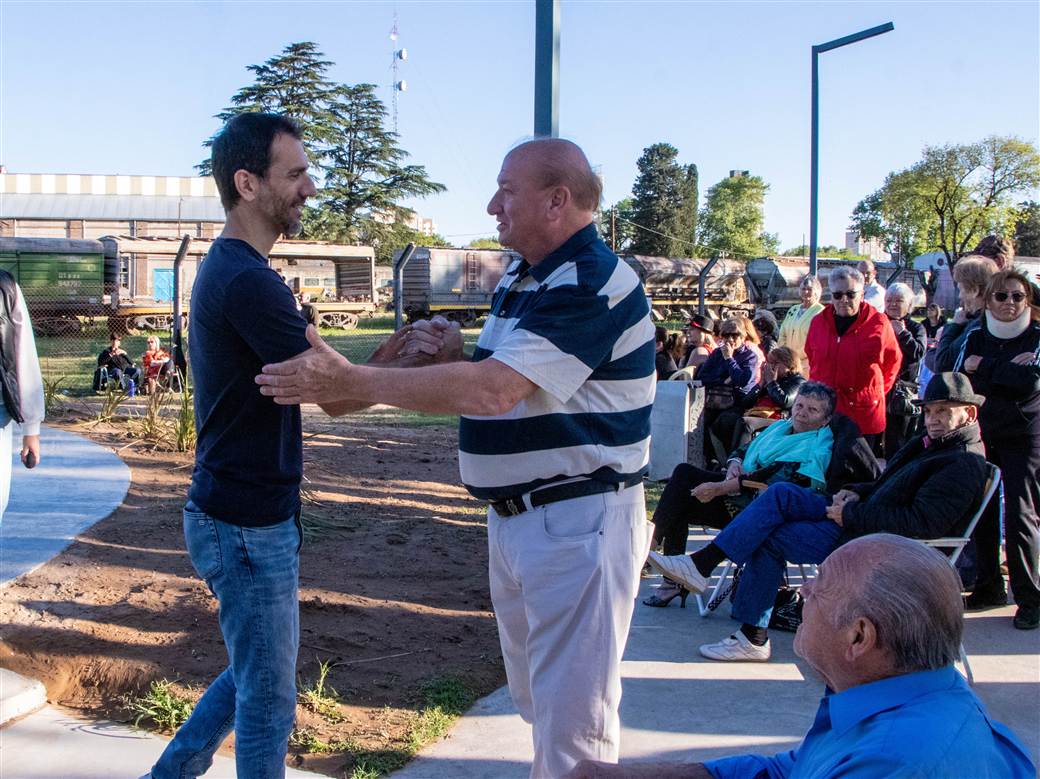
left=490, top=474, right=644, bottom=517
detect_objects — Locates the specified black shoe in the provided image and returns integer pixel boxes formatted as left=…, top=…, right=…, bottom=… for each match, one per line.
left=1013, top=606, right=1039, bottom=630
left=964, top=589, right=1007, bottom=610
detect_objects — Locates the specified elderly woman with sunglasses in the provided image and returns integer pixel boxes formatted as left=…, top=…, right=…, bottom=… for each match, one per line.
left=804, top=267, right=901, bottom=452
left=956, top=268, right=1040, bottom=630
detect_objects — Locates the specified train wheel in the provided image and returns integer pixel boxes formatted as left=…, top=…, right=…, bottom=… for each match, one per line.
left=319, top=312, right=359, bottom=329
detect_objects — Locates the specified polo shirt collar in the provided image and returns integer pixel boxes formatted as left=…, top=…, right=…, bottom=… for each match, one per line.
left=526, top=223, right=599, bottom=283
left=826, top=666, right=961, bottom=737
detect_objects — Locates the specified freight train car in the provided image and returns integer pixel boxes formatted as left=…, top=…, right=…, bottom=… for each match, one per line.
left=398, top=247, right=753, bottom=324
left=0, top=237, right=114, bottom=335
left=745, top=256, right=926, bottom=316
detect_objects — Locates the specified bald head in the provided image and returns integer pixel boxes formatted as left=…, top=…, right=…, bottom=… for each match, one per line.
left=824, top=535, right=963, bottom=674
left=857, top=259, right=876, bottom=281
left=507, top=139, right=602, bottom=213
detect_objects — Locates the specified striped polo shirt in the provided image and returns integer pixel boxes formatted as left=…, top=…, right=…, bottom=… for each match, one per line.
left=458, top=223, right=656, bottom=501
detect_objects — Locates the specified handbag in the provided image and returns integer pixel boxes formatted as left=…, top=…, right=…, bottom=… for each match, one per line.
left=887, top=380, right=920, bottom=417
left=769, top=587, right=804, bottom=632
left=705, top=385, right=736, bottom=411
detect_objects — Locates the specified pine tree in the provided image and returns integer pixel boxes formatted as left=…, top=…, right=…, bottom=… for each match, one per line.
left=628, top=143, right=698, bottom=256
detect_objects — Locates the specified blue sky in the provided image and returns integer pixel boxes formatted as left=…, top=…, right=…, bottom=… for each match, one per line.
left=2, top=1, right=1037, bottom=251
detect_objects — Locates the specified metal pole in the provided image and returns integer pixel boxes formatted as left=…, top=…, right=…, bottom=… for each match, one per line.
left=534, top=0, right=560, bottom=137
left=809, top=48, right=819, bottom=278
left=808, top=22, right=894, bottom=278
left=698, top=255, right=720, bottom=316
left=393, top=242, right=417, bottom=330
left=171, top=234, right=191, bottom=379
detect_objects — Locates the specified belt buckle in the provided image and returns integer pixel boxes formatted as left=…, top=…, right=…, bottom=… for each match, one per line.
left=505, top=497, right=525, bottom=516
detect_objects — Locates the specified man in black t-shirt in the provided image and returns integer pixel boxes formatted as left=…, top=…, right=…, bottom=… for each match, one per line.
left=94, top=335, right=141, bottom=391
left=147, top=113, right=450, bottom=779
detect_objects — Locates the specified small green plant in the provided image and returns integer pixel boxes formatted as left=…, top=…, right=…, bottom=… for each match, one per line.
left=297, top=658, right=343, bottom=721
left=134, top=387, right=172, bottom=447
left=125, top=679, right=194, bottom=733
left=174, top=384, right=196, bottom=452
left=405, top=676, right=475, bottom=749
left=94, top=382, right=130, bottom=423
left=43, top=375, right=68, bottom=415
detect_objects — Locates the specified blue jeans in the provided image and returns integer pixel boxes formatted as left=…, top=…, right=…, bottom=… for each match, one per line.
left=151, top=503, right=302, bottom=779
left=713, top=482, right=841, bottom=628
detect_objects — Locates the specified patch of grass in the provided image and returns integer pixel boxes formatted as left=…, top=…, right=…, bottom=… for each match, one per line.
left=125, top=679, right=194, bottom=733
left=644, top=480, right=665, bottom=516
left=289, top=727, right=350, bottom=754
left=174, top=383, right=196, bottom=452
left=298, top=658, right=343, bottom=722
left=348, top=749, right=413, bottom=779
left=43, top=375, right=68, bottom=415
left=93, top=382, right=130, bottom=423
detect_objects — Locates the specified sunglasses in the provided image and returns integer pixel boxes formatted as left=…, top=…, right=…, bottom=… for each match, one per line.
left=831, top=290, right=860, bottom=300
left=992, top=291, right=1027, bottom=303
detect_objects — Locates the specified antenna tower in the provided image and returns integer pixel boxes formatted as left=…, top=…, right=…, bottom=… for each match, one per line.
left=389, top=12, right=407, bottom=134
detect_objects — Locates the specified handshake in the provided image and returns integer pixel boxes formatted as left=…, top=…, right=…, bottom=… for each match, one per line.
left=371, top=315, right=465, bottom=367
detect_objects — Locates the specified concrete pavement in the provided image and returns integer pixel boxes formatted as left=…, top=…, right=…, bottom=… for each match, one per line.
left=392, top=545, right=1040, bottom=778
left=1, top=425, right=1036, bottom=778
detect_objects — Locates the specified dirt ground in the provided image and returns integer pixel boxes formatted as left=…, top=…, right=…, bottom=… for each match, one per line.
left=0, top=407, right=505, bottom=777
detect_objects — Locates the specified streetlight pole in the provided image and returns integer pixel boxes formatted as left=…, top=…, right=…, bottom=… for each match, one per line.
left=534, top=0, right=560, bottom=137
left=809, top=22, right=893, bottom=276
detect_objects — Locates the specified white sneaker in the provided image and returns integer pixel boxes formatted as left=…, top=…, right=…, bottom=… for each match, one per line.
left=646, top=551, right=708, bottom=594
left=699, top=632, right=771, bottom=662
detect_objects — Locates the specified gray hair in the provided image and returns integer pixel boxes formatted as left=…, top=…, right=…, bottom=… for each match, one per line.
left=886, top=282, right=914, bottom=301
left=829, top=266, right=864, bottom=288
left=796, top=380, right=836, bottom=417
left=800, top=274, right=823, bottom=295
left=828, top=535, right=963, bottom=673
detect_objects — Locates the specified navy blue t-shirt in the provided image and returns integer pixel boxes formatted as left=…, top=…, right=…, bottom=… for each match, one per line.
left=188, top=237, right=310, bottom=526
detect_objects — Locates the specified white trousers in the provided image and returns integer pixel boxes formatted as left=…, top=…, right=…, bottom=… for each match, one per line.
left=488, top=484, right=654, bottom=779
left=0, top=419, right=12, bottom=521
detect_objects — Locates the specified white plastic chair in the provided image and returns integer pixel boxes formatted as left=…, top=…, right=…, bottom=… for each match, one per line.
left=922, top=463, right=1002, bottom=685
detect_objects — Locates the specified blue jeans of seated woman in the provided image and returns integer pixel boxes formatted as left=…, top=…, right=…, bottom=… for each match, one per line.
left=712, top=482, right=840, bottom=629
left=150, top=503, right=301, bottom=779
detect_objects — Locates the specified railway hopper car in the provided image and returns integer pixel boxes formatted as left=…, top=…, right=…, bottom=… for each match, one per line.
left=0, top=237, right=114, bottom=336
left=746, top=256, right=926, bottom=316
left=398, top=247, right=752, bottom=324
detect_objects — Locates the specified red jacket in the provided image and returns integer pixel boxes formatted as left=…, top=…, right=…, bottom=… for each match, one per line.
left=805, top=304, right=901, bottom=435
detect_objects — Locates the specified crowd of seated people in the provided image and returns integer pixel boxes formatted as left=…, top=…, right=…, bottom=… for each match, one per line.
left=93, top=335, right=143, bottom=392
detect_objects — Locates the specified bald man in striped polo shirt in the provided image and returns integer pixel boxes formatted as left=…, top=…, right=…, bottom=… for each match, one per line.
left=258, top=138, right=657, bottom=778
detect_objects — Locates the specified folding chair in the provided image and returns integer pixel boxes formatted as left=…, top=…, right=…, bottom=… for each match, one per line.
left=922, top=462, right=1002, bottom=686
left=694, top=555, right=817, bottom=617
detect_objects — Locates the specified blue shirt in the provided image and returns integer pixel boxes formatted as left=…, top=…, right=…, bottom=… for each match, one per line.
left=707, top=666, right=1034, bottom=779
left=188, top=237, right=310, bottom=526
left=458, top=223, right=655, bottom=500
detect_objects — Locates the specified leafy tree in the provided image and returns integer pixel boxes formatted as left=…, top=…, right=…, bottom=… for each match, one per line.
left=628, top=144, right=698, bottom=256
left=198, top=41, right=445, bottom=244
left=1014, top=201, right=1040, bottom=257
left=599, top=198, right=637, bottom=253
left=782, top=244, right=867, bottom=260
left=465, top=237, right=503, bottom=249
left=197, top=42, right=340, bottom=174
left=851, top=136, right=1040, bottom=267
left=697, top=173, right=773, bottom=259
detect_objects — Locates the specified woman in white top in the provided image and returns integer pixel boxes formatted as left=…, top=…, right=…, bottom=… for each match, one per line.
left=777, top=274, right=825, bottom=365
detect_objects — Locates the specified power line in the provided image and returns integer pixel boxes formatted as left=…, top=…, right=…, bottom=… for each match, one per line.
left=614, top=215, right=760, bottom=260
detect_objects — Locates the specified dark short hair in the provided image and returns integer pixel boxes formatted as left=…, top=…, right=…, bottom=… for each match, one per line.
left=973, top=235, right=1015, bottom=268
left=796, top=380, right=837, bottom=417
left=211, top=113, right=303, bottom=210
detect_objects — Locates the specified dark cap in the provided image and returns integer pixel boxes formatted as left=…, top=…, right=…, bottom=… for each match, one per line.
left=913, top=372, right=986, bottom=408
left=687, top=313, right=715, bottom=333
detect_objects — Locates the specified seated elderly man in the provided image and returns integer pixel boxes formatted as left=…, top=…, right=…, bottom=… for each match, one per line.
left=648, top=372, right=988, bottom=661
left=567, top=535, right=1035, bottom=779
left=645, top=382, right=879, bottom=608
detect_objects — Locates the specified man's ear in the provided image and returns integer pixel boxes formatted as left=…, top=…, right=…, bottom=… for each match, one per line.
left=545, top=186, right=570, bottom=220
left=965, top=405, right=979, bottom=423
left=234, top=169, right=260, bottom=203
left=844, top=617, right=878, bottom=663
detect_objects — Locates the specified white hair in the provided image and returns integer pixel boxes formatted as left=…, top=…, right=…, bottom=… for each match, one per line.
left=829, top=266, right=864, bottom=287
left=886, top=282, right=914, bottom=300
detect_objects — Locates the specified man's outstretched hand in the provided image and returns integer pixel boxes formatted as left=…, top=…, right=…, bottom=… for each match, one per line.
left=256, top=325, right=351, bottom=405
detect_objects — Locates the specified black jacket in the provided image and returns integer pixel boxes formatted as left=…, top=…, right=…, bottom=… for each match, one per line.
left=98, top=346, right=136, bottom=372
left=892, top=315, right=927, bottom=383
left=0, top=270, right=24, bottom=423
left=958, top=318, right=1040, bottom=440
left=655, top=351, right=678, bottom=381
left=935, top=313, right=981, bottom=373
left=841, top=422, right=987, bottom=540
left=731, top=412, right=881, bottom=495
left=739, top=371, right=806, bottom=413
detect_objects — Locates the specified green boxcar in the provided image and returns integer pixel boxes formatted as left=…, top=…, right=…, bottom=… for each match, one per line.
left=0, top=237, right=110, bottom=335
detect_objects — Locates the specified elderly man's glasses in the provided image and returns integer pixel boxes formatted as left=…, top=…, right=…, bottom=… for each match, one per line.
left=831, top=290, right=860, bottom=300
left=992, top=291, right=1027, bottom=303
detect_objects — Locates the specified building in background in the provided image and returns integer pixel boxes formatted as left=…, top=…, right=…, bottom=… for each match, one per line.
left=845, top=229, right=892, bottom=263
